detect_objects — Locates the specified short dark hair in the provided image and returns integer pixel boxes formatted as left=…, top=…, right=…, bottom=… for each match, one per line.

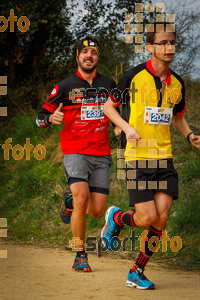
left=146, top=22, right=176, bottom=44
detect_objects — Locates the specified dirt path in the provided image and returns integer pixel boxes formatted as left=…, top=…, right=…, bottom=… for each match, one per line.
left=0, top=241, right=200, bottom=300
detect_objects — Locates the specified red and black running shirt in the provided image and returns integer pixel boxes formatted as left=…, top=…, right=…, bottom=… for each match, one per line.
left=36, top=71, right=116, bottom=156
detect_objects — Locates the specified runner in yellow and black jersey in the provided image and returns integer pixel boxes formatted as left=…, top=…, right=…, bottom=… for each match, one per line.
left=110, top=59, right=185, bottom=160
left=101, top=22, right=200, bottom=290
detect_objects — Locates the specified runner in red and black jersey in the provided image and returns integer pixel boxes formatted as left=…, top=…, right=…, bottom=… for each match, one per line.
left=36, top=36, right=120, bottom=272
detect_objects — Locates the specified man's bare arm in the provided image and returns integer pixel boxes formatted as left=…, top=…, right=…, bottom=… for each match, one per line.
left=172, top=115, right=200, bottom=149
left=103, top=97, right=141, bottom=142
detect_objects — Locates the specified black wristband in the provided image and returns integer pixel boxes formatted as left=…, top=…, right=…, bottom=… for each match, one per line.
left=187, top=131, right=195, bottom=144
left=44, top=115, right=51, bottom=125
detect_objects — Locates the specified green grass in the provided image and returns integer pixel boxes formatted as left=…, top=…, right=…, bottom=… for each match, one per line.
left=0, top=113, right=68, bottom=246
left=0, top=105, right=200, bottom=269
left=157, top=124, right=200, bottom=269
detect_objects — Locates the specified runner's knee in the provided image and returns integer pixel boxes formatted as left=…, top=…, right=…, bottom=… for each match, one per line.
left=157, top=213, right=168, bottom=228
left=89, top=211, right=104, bottom=218
left=86, top=206, right=105, bottom=218
left=73, top=193, right=88, bottom=214
left=137, top=212, right=158, bottom=227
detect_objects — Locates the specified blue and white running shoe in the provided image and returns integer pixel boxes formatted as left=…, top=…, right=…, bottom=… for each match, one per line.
left=126, top=267, right=155, bottom=290
left=101, top=206, right=123, bottom=250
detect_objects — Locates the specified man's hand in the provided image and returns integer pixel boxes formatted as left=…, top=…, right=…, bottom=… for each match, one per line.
left=189, top=133, right=200, bottom=150
left=49, top=103, right=64, bottom=125
left=114, top=126, right=121, bottom=137
left=125, top=125, right=141, bottom=143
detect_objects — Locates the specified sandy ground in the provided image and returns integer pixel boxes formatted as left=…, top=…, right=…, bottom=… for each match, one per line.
left=0, top=241, right=200, bottom=300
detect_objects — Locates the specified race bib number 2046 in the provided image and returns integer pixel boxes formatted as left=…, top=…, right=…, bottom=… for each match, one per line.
left=81, top=105, right=104, bottom=120
left=144, top=106, right=173, bottom=125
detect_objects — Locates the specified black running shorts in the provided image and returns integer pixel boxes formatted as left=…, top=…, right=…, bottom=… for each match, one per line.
left=125, top=159, right=178, bottom=206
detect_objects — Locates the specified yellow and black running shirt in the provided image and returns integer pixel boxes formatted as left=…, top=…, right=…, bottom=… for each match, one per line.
left=110, top=60, right=186, bottom=161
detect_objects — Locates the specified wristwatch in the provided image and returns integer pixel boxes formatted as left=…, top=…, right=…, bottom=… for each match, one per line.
left=187, top=131, right=195, bottom=144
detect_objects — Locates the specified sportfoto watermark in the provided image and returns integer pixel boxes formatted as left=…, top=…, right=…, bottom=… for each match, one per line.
left=117, top=141, right=170, bottom=191
left=0, top=9, right=30, bottom=33
left=124, top=2, right=175, bottom=53
left=1, top=138, right=46, bottom=160
left=0, top=76, right=7, bottom=96
left=0, top=218, right=7, bottom=259
left=0, top=75, right=7, bottom=117
left=69, top=230, right=182, bottom=257
left=68, top=84, right=182, bottom=106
